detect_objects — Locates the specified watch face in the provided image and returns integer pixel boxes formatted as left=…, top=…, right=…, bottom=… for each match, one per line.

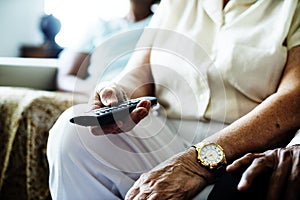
left=200, top=143, right=224, bottom=165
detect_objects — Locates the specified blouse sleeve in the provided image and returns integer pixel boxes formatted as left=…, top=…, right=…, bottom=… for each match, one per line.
left=147, top=0, right=188, bottom=29
left=287, top=2, right=300, bottom=49
left=147, top=0, right=169, bottom=29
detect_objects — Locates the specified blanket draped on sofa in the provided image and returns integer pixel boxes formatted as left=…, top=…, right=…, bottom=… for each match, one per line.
left=0, top=87, right=85, bottom=200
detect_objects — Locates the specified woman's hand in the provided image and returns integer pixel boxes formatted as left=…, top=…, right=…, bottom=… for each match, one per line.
left=227, top=145, right=300, bottom=200
left=125, top=148, right=215, bottom=200
left=90, top=82, right=151, bottom=135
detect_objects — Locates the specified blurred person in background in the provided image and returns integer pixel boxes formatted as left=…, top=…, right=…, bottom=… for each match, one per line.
left=56, top=0, right=159, bottom=98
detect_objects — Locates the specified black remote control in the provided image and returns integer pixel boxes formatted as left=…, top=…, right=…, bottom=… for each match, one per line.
left=70, top=96, right=157, bottom=126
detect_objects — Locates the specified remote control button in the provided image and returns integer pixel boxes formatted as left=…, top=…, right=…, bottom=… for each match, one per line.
left=100, top=108, right=109, bottom=113
left=94, top=110, right=100, bottom=114
left=130, top=99, right=139, bottom=104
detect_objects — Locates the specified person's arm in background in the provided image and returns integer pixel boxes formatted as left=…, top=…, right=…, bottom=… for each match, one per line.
left=56, top=0, right=157, bottom=97
left=55, top=17, right=107, bottom=97
left=56, top=49, right=92, bottom=96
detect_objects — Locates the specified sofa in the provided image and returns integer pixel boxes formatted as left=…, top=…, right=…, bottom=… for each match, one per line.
left=0, top=57, right=86, bottom=200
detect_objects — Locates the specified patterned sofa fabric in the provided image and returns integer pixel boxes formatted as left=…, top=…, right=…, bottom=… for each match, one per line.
left=0, top=87, right=86, bottom=200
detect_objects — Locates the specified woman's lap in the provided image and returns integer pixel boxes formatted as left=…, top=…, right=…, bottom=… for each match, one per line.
left=47, top=104, right=226, bottom=199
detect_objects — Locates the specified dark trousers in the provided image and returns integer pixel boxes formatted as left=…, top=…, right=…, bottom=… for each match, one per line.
left=208, top=167, right=270, bottom=200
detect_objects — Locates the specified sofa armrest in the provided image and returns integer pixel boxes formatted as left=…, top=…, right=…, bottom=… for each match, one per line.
left=0, top=57, right=58, bottom=91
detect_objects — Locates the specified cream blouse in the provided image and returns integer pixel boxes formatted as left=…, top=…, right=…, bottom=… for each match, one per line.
left=142, top=0, right=300, bottom=123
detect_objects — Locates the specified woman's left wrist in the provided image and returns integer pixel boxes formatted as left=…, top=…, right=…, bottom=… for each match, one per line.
left=185, top=147, right=218, bottom=184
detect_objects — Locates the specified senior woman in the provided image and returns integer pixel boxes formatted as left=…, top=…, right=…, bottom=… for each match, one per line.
left=47, top=0, right=300, bottom=199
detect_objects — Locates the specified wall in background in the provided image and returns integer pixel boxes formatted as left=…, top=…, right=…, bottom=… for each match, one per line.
left=45, top=0, right=129, bottom=48
left=0, top=0, right=152, bottom=57
left=0, top=0, right=44, bottom=57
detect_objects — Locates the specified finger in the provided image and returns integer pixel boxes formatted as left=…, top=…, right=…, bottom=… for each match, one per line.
left=226, top=153, right=262, bottom=172
left=89, top=126, right=104, bottom=135
left=114, top=84, right=128, bottom=102
left=130, top=106, right=149, bottom=124
left=136, top=100, right=152, bottom=111
left=99, top=84, right=129, bottom=106
left=283, top=147, right=300, bottom=200
left=93, top=91, right=103, bottom=109
left=148, top=192, right=160, bottom=200
left=114, top=108, right=148, bottom=133
left=133, top=183, right=153, bottom=200
left=93, top=82, right=111, bottom=108
left=267, top=149, right=292, bottom=200
left=102, top=106, right=149, bottom=134
left=237, top=157, right=270, bottom=191
left=134, top=193, right=152, bottom=200
left=125, top=181, right=142, bottom=200
left=125, top=188, right=140, bottom=200
left=120, top=100, right=150, bottom=129
left=99, top=86, right=119, bottom=106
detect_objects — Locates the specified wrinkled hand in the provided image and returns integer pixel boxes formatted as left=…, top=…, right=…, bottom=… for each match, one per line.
left=90, top=82, right=151, bottom=135
left=227, top=144, right=300, bottom=200
left=125, top=148, right=215, bottom=200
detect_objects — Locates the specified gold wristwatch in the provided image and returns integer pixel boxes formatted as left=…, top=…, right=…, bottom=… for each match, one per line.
left=192, top=142, right=227, bottom=170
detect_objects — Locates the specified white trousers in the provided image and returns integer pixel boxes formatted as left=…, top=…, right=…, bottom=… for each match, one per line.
left=47, top=104, right=226, bottom=200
